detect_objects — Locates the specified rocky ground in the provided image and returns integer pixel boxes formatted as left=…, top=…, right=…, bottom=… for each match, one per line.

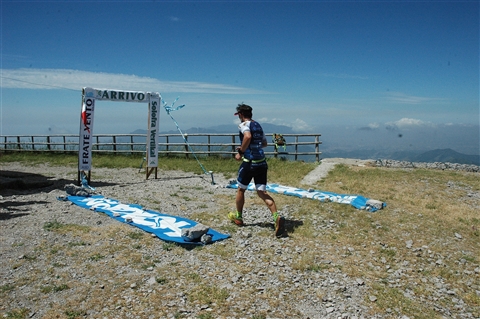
left=1, top=161, right=478, bottom=319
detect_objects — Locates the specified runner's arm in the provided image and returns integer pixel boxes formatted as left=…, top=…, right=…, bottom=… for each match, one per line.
left=239, top=131, right=252, bottom=153
left=261, top=134, right=267, bottom=148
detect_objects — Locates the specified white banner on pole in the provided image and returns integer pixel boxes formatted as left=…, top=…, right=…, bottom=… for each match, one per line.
left=79, top=87, right=96, bottom=171
left=147, top=93, right=160, bottom=167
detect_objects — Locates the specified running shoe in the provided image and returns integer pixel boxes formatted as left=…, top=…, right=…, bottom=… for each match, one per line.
left=228, top=212, right=244, bottom=226
left=274, top=216, right=285, bottom=238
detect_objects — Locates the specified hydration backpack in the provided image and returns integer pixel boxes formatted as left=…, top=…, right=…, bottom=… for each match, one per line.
left=272, top=133, right=286, bottom=151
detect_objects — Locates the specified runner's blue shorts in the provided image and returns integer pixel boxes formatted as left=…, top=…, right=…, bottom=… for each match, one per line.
left=237, top=159, right=268, bottom=191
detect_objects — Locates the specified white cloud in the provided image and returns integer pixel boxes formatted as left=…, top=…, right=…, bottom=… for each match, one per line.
left=385, top=118, right=436, bottom=130
left=385, top=92, right=445, bottom=104
left=257, top=117, right=314, bottom=132
left=291, top=118, right=314, bottom=132
left=357, top=123, right=380, bottom=131
left=0, top=68, right=264, bottom=94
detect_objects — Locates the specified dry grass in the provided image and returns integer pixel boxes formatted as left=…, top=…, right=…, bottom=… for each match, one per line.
left=304, top=164, right=480, bottom=317
left=1, top=154, right=479, bottom=318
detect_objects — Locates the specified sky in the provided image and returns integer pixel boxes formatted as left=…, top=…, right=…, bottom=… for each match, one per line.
left=1, top=0, right=479, bottom=154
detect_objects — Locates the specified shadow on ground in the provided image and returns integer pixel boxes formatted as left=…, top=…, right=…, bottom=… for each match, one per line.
left=244, top=218, right=304, bottom=238
left=0, top=199, right=49, bottom=221
left=0, top=170, right=117, bottom=196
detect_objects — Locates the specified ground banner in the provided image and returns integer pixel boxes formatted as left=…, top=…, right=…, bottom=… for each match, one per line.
left=67, top=195, right=230, bottom=245
left=227, top=182, right=386, bottom=212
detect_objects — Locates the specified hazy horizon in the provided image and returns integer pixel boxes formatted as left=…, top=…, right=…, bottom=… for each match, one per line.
left=136, top=121, right=480, bottom=156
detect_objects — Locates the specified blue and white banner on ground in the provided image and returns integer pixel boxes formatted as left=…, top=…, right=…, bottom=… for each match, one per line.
left=227, top=182, right=386, bottom=212
left=67, top=195, right=230, bottom=244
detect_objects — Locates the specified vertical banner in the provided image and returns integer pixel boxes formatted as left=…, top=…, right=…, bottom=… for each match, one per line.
left=147, top=93, right=161, bottom=167
left=78, top=87, right=96, bottom=171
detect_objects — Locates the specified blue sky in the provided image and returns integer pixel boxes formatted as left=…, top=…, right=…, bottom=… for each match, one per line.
left=1, top=0, right=479, bottom=154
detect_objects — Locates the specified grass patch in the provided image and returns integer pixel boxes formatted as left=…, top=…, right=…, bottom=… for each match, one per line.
left=65, top=309, right=87, bottom=319
left=1, top=284, right=15, bottom=293
left=4, top=308, right=29, bottom=319
left=187, top=283, right=229, bottom=305
left=68, top=240, right=87, bottom=247
left=40, top=283, right=69, bottom=294
left=162, top=242, right=176, bottom=251
left=43, top=220, right=64, bottom=231
left=43, top=220, right=91, bottom=235
left=127, top=231, right=144, bottom=240
left=370, top=283, right=439, bottom=319
left=88, top=253, right=105, bottom=261
left=208, top=242, right=235, bottom=259
left=155, top=277, right=168, bottom=284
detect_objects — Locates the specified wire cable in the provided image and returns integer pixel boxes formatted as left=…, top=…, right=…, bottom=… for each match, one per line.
left=163, top=98, right=214, bottom=182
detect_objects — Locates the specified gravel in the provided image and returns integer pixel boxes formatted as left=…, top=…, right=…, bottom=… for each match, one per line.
left=301, top=158, right=375, bottom=184
left=1, top=161, right=479, bottom=319
left=375, top=159, right=480, bottom=172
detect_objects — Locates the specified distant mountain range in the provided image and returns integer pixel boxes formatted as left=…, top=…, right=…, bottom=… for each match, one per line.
left=135, top=123, right=295, bottom=135
left=322, top=148, right=480, bottom=165
left=131, top=124, right=479, bottom=165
